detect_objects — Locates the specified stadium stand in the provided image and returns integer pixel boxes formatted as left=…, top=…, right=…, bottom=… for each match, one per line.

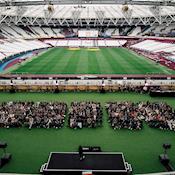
left=128, top=27, right=141, bottom=36
left=42, top=27, right=56, bottom=37
left=81, top=40, right=94, bottom=47
left=105, top=39, right=127, bottom=47
left=130, top=39, right=175, bottom=70
left=0, top=39, right=50, bottom=61
left=68, top=39, right=81, bottom=47
left=2, top=25, right=175, bottom=39
left=130, top=40, right=175, bottom=53
left=30, top=27, right=49, bottom=38
left=97, top=40, right=106, bottom=47
left=1, top=25, right=22, bottom=39
left=105, top=29, right=114, bottom=37
left=1, top=25, right=175, bottom=39
left=44, top=39, right=127, bottom=47
left=0, top=26, right=65, bottom=39
left=12, top=26, right=32, bottom=39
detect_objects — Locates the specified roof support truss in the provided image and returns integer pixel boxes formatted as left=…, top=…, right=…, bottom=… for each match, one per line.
left=0, top=14, right=175, bottom=27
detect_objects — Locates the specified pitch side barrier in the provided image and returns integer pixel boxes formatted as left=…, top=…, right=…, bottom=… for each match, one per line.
left=0, top=74, right=175, bottom=79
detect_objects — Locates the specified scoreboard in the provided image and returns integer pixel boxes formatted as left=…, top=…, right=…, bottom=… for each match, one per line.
left=78, top=30, right=98, bottom=38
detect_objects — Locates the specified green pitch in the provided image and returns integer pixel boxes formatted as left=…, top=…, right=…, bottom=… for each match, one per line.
left=11, top=47, right=175, bottom=74
left=0, top=92, right=175, bottom=174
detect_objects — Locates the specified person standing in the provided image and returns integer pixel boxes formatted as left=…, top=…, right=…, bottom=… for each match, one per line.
left=79, top=145, right=85, bottom=161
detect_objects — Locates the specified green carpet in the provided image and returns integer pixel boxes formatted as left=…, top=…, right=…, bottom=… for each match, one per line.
left=0, top=92, right=175, bottom=174
left=11, top=48, right=175, bottom=74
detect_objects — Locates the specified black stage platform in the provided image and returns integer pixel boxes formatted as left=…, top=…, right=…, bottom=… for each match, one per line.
left=41, top=152, right=132, bottom=175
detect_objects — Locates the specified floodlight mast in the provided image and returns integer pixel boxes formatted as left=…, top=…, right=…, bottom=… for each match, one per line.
left=0, top=0, right=174, bottom=7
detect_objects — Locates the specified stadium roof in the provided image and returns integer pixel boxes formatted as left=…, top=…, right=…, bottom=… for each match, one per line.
left=0, top=5, right=174, bottom=18
left=0, top=0, right=175, bottom=6
left=0, top=0, right=175, bottom=26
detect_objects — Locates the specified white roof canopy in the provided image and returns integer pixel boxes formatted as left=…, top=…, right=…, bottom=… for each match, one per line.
left=0, top=0, right=175, bottom=26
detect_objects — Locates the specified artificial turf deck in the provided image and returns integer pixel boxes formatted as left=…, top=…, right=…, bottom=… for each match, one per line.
left=12, top=47, right=175, bottom=75
left=0, top=92, right=175, bottom=174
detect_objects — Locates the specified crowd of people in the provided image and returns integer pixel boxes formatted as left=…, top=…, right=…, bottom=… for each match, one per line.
left=117, top=84, right=161, bottom=94
left=106, top=101, right=175, bottom=131
left=142, top=101, right=175, bottom=130
left=0, top=101, right=174, bottom=131
left=106, top=102, right=143, bottom=130
left=118, top=84, right=145, bottom=93
left=0, top=102, right=67, bottom=129
left=68, top=101, right=102, bottom=128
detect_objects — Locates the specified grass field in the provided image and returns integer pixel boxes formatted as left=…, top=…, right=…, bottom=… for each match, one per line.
left=11, top=47, right=175, bottom=74
left=0, top=92, right=175, bottom=174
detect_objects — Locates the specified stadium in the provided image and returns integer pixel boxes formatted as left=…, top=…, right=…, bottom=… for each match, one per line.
left=0, top=0, right=175, bottom=175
